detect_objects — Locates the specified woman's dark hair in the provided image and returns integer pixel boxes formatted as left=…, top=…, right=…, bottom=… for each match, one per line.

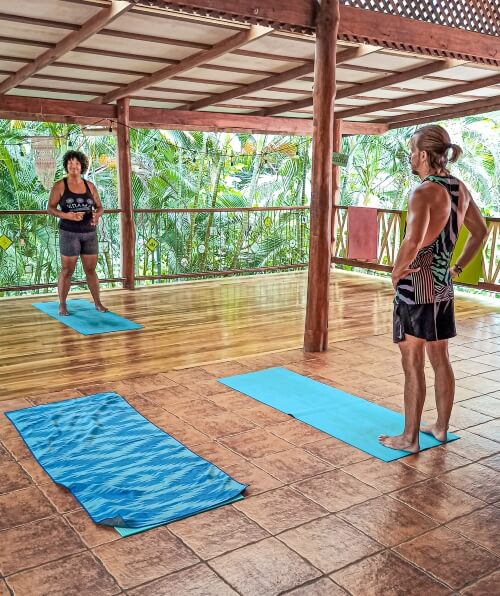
left=413, top=125, right=463, bottom=172
left=63, top=150, right=89, bottom=175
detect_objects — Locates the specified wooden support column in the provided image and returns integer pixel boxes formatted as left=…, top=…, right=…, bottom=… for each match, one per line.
left=304, top=0, right=340, bottom=352
left=331, top=118, right=342, bottom=244
left=116, top=97, right=135, bottom=289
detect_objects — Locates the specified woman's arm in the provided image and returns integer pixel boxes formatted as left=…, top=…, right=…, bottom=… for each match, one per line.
left=88, top=182, right=104, bottom=226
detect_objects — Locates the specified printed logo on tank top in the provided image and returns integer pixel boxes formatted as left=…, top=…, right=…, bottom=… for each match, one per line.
left=63, top=195, right=94, bottom=212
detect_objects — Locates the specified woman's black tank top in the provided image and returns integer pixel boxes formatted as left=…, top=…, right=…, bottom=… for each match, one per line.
left=58, top=178, right=95, bottom=233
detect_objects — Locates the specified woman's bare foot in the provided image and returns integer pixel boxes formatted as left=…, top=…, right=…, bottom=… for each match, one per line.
left=420, top=423, right=448, bottom=442
left=379, top=433, right=419, bottom=453
left=95, top=303, right=108, bottom=313
left=59, top=304, right=69, bottom=316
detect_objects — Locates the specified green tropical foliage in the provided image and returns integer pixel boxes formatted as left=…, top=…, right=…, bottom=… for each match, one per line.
left=0, top=113, right=498, bottom=295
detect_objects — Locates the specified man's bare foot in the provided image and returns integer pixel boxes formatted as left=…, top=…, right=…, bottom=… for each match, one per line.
left=95, top=303, right=108, bottom=313
left=59, top=304, right=69, bottom=316
left=420, top=423, right=447, bottom=442
left=379, top=434, right=419, bottom=453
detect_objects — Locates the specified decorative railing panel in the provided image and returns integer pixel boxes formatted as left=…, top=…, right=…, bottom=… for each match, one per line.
left=0, top=212, right=121, bottom=294
left=341, top=1, right=498, bottom=36
left=134, top=207, right=310, bottom=282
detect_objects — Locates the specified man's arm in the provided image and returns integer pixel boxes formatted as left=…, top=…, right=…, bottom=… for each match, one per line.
left=391, top=186, right=431, bottom=288
left=450, top=197, right=488, bottom=277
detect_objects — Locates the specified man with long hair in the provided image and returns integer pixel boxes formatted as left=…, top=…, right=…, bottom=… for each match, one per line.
left=379, top=125, right=488, bottom=452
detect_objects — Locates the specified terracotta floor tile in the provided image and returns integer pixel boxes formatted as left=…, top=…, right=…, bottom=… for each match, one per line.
left=165, top=422, right=209, bottom=447
left=207, top=389, right=255, bottom=411
left=1, top=433, right=31, bottom=460
left=252, top=447, right=332, bottom=483
left=393, top=478, right=485, bottom=523
left=394, top=527, right=499, bottom=590
left=189, top=411, right=256, bottom=438
left=439, top=463, right=500, bottom=503
left=201, top=361, right=251, bottom=377
left=468, top=419, right=500, bottom=442
left=28, top=389, right=83, bottom=405
left=305, top=438, right=372, bottom=467
left=209, top=537, right=321, bottom=596
left=456, top=376, right=499, bottom=395
left=169, top=505, right=268, bottom=559
left=120, top=374, right=178, bottom=393
left=163, top=368, right=216, bottom=385
left=0, top=580, right=8, bottom=596
left=0, top=398, right=31, bottom=412
left=0, top=516, right=84, bottom=575
left=447, top=506, right=500, bottom=555
left=443, top=430, right=500, bottom=460
left=293, top=469, right=381, bottom=512
left=424, top=406, right=492, bottom=432
left=453, top=360, right=497, bottom=375
left=76, top=381, right=137, bottom=398
left=142, top=384, right=202, bottom=409
left=192, top=441, right=245, bottom=470
left=286, top=577, right=349, bottom=595
left=267, top=419, right=330, bottom=446
left=280, top=514, right=381, bottom=573
left=65, top=510, right=119, bottom=548
left=220, top=428, right=293, bottom=459
left=238, top=402, right=292, bottom=426
left=481, top=453, right=500, bottom=471
left=454, top=385, right=484, bottom=401
left=480, top=368, right=500, bottom=383
left=342, top=459, right=428, bottom=492
left=5, top=551, right=120, bottom=596
left=0, top=444, right=12, bottom=465
left=402, top=447, right=472, bottom=476
left=94, top=527, right=199, bottom=589
left=225, top=460, right=283, bottom=496
left=128, top=563, right=238, bottom=595
left=39, top=482, right=81, bottom=513
left=184, top=378, right=234, bottom=397
left=337, top=495, right=437, bottom=546
left=461, top=570, right=500, bottom=595
left=234, top=486, right=328, bottom=534
left=0, top=461, right=32, bottom=494
left=331, top=550, right=451, bottom=596
left=18, top=457, right=51, bottom=484
left=0, top=485, right=56, bottom=530
left=165, top=398, right=226, bottom=422
left=461, top=395, right=500, bottom=418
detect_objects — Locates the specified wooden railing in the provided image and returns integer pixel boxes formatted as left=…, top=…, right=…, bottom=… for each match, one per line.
left=332, top=206, right=500, bottom=291
left=1, top=206, right=499, bottom=293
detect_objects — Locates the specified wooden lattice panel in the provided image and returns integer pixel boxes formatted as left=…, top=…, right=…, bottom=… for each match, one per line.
left=341, top=0, right=498, bottom=37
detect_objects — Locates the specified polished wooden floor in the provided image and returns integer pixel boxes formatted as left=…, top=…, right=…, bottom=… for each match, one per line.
left=1, top=271, right=499, bottom=594
left=1, top=270, right=499, bottom=400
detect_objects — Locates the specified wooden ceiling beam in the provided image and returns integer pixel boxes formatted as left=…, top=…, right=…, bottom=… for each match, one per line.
left=0, top=1, right=133, bottom=95
left=180, top=45, right=371, bottom=112
left=337, top=72, right=500, bottom=119
left=257, top=58, right=463, bottom=116
left=94, top=25, right=273, bottom=104
left=384, top=95, right=500, bottom=129
left=0, top=94, right=388, bottom=135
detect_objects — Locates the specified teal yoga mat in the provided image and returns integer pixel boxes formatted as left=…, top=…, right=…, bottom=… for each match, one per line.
left=33, top=299, right=143, bottom=335
left=219, top=367, right=459, bottom=462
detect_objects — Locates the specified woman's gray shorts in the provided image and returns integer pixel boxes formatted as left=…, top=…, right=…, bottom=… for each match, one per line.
left=59, top=229, right=98, bottom=257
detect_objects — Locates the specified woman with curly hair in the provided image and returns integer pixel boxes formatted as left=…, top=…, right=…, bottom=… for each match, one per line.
left=48, top=150, right=107, bottom=315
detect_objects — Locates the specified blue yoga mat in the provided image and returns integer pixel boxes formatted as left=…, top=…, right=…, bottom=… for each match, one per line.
left=219, top=367, right=459, bottom=462
left=33, top=299, right=143, bottom=335
left=5, top=393, right=246, bottom=533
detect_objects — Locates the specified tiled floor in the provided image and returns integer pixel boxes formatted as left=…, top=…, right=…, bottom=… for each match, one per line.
left=1, top=315, right=499, bottom=594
